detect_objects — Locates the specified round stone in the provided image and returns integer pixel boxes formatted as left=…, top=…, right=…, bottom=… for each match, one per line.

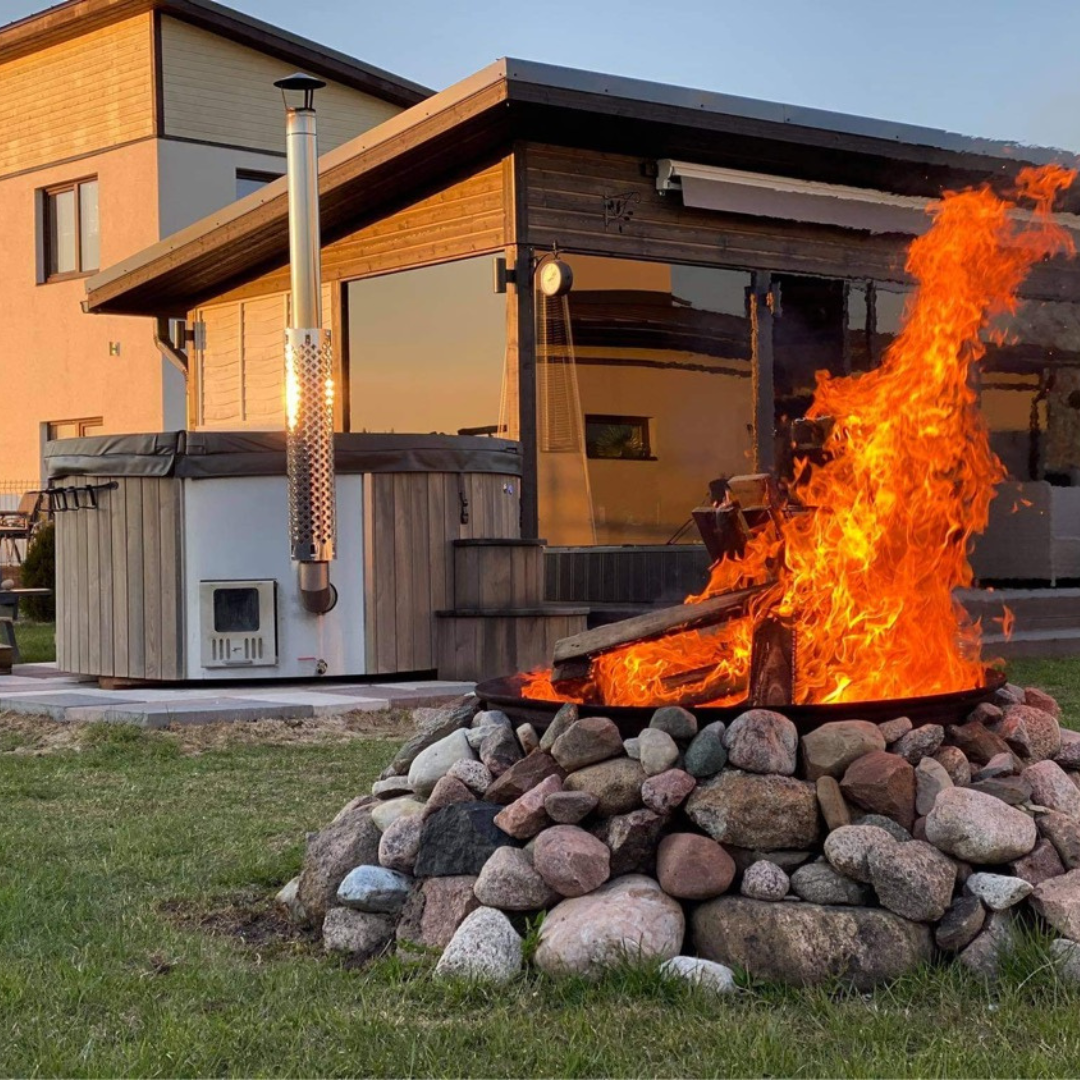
left=532, top=825, right=611, bottom=897
left=683, top=722, right=727, bottom=778
left=656, top=832, right=736, bottom=900
left=535, top=875, right=685, bottom=977
left=740, top=860, right=790, bottom=901
left=924, top=786, right=1038, bottom=864
left=650, top=706, right=698, bottom=741
left=722, top=709, right=798, bottom=775
left=434, top=907, right=523, bottom=984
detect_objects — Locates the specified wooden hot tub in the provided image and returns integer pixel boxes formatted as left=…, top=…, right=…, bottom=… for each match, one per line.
left=45, top=431, right=584, bottom=684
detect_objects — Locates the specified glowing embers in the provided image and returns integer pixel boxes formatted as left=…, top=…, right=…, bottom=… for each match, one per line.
left=523, top=166, right=1075, bottom=708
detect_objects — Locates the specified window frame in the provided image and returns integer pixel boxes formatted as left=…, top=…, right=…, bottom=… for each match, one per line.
left=584, top=413, right=656, bottom=461
left=235, top=169, right=284, bottom=201
left=40, top=175, right=99, bottom=283
left=46, top=417, right=104, bottom=441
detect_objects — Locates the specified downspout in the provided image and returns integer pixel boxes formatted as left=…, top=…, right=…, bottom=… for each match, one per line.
left=278, top=74, right=337, bottom=615
left=153, top=316, right=188, bottom=376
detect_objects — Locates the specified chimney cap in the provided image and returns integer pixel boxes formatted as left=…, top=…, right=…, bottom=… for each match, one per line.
left=274, top=72, right=328, bottom=92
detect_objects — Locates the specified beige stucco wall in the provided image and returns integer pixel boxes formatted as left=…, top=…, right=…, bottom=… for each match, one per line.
left=0, top=140, right=164, bottom=484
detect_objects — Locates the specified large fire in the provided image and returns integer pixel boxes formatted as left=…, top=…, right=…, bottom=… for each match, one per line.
left=525, top=165, right=1075, bottom=707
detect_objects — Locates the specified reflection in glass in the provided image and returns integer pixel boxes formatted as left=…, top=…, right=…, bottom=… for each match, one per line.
left=981, top=298, right=1080, bottom=482
left=48, top=189, right=76, bottom=275
left=544, top=255, right=754, bottom=546
left=346, top=257, right=506, bottom=436
left=79, top=180, right=99, bottom=272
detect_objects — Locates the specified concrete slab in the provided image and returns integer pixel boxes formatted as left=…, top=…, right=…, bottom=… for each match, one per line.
left=88, top=698, right=316, bottom=729
left=232, top=690, right=393, bottom=716
left=0, top=669, right=473, bottom=724
left=0, top=692, right=135, bottom=720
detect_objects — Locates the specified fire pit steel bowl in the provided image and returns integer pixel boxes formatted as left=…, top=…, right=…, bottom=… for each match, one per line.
left=476, top=668, right=1007, bottom=738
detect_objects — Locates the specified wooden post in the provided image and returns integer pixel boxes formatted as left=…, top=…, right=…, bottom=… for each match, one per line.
left=751, top=271, right=776, bottom=473
left=508, top=144, right=539, bottom=539
left=330, top=279, right=350, bottom=432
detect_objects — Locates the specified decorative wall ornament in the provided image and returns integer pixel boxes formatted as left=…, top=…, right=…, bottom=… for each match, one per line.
left=602, top=190, right=640, bottom=232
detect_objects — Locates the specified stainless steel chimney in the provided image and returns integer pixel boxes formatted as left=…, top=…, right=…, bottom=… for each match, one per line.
left=276, top=73, right=337, bottom=614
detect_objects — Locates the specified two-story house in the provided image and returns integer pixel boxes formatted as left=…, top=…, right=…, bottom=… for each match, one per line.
left=0, top=0, right=428, bottom=496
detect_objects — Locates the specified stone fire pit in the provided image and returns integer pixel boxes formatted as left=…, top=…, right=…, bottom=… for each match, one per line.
left=277, top=685, right=1080, bottom=990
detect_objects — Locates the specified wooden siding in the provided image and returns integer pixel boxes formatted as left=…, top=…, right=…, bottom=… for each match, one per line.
left=0, top=14, right=154, bottom=177
left=436, top=610, right=587, bottom=682
left=56, top=476, right=183, bottom=681
left=159, top=16, right=399, bottom=154
left=213, top=160, right=508, bottom=303
left=523, top=144, right=916, bottom=284
left=453, top=541, right=544, bottom=609
left=364, top=471, right=521, bottom=674
left=193, top=284, right=331, bottom=429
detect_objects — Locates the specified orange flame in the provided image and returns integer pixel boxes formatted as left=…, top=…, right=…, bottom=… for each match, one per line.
left=994, top=605, right=1016, bottom=642
left=524, top=165, right=1074, bottom=707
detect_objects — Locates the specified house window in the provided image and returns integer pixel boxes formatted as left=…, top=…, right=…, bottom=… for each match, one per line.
left=46, top=418, right=103, bottom=441
left=585, top=415, right=654, bottom=460
left=42, top=178, right=99, bottom=280
left=236, top=170, right=283, bottom=200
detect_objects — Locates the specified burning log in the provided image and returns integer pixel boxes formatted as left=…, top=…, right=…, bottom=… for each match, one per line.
left=551, top=585, right=767, bottom=688
left=692, top=504, right=751, bottom=563
left=691, top=473, right=785, bottom=563
left=748, top=616, right=796, bottom=707
left=657, top=664, right=744, bottom=708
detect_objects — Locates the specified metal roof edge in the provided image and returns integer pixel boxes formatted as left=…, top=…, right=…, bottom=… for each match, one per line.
left=499, top=57, right=1080, bottom=165
left=86, top=56, right=1080, bottom=310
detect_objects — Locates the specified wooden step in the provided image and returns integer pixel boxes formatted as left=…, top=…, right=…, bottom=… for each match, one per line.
left=436, top=606, right=588, bottom=682
left=959, top=588, right=1080, bottom=634
left=981, top=629, right=1080, bottom=659
left=453, top=539, right=546, bottom=611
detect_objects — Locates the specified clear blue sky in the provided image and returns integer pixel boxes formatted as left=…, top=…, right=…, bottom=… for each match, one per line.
left=8, top=0, right=1080, bottom=150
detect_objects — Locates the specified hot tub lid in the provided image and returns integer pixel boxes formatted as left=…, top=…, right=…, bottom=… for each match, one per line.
left=45, top=430, right=522, bottom=481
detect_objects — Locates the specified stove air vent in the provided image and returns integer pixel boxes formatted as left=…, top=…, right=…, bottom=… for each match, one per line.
left=199, top=580, right=277, bottom=668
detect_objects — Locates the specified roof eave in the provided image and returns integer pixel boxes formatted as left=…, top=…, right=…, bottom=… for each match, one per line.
left=85, top=61, right=513, bottom=315
left=0, top=0, right=432, bottom=107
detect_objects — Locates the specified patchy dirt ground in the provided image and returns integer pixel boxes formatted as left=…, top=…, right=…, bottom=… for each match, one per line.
left=0, top=708, right=416, bottom=756
left=157, top=890, right=319, bottom=960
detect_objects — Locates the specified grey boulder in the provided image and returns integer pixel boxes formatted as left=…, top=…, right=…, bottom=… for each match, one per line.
left=407, top=728, right=476, bottom=797
left=434, top=907, right=523, bottom=984
left=686, top=770, right=821, bottom=850
left=298, top=804, right=383, bottom=922
left=924, top=786, right=1037, bottom=864
left=659, top=955, right=736, bottom=995
left=789, top=861, right=873, bottom=906
left=336, top=865, right=412, bottom=914
left=867, top=839, right=956, bottom=922
left=322, top=908, right=395, bottom=962
left=473, top=846, right=559, bottom=911
left=692, top=896, right=932, bottom=989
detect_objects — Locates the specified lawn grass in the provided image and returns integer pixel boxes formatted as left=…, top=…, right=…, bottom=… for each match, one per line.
left=12, top=619, right=55, bottom=663
left=0, top=658, right=1078, bottom=1076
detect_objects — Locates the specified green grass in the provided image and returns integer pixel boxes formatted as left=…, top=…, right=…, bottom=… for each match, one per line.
left=10, top=619, right=55, bottom=663
left=1, top=662, right=1080, bottom=1076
